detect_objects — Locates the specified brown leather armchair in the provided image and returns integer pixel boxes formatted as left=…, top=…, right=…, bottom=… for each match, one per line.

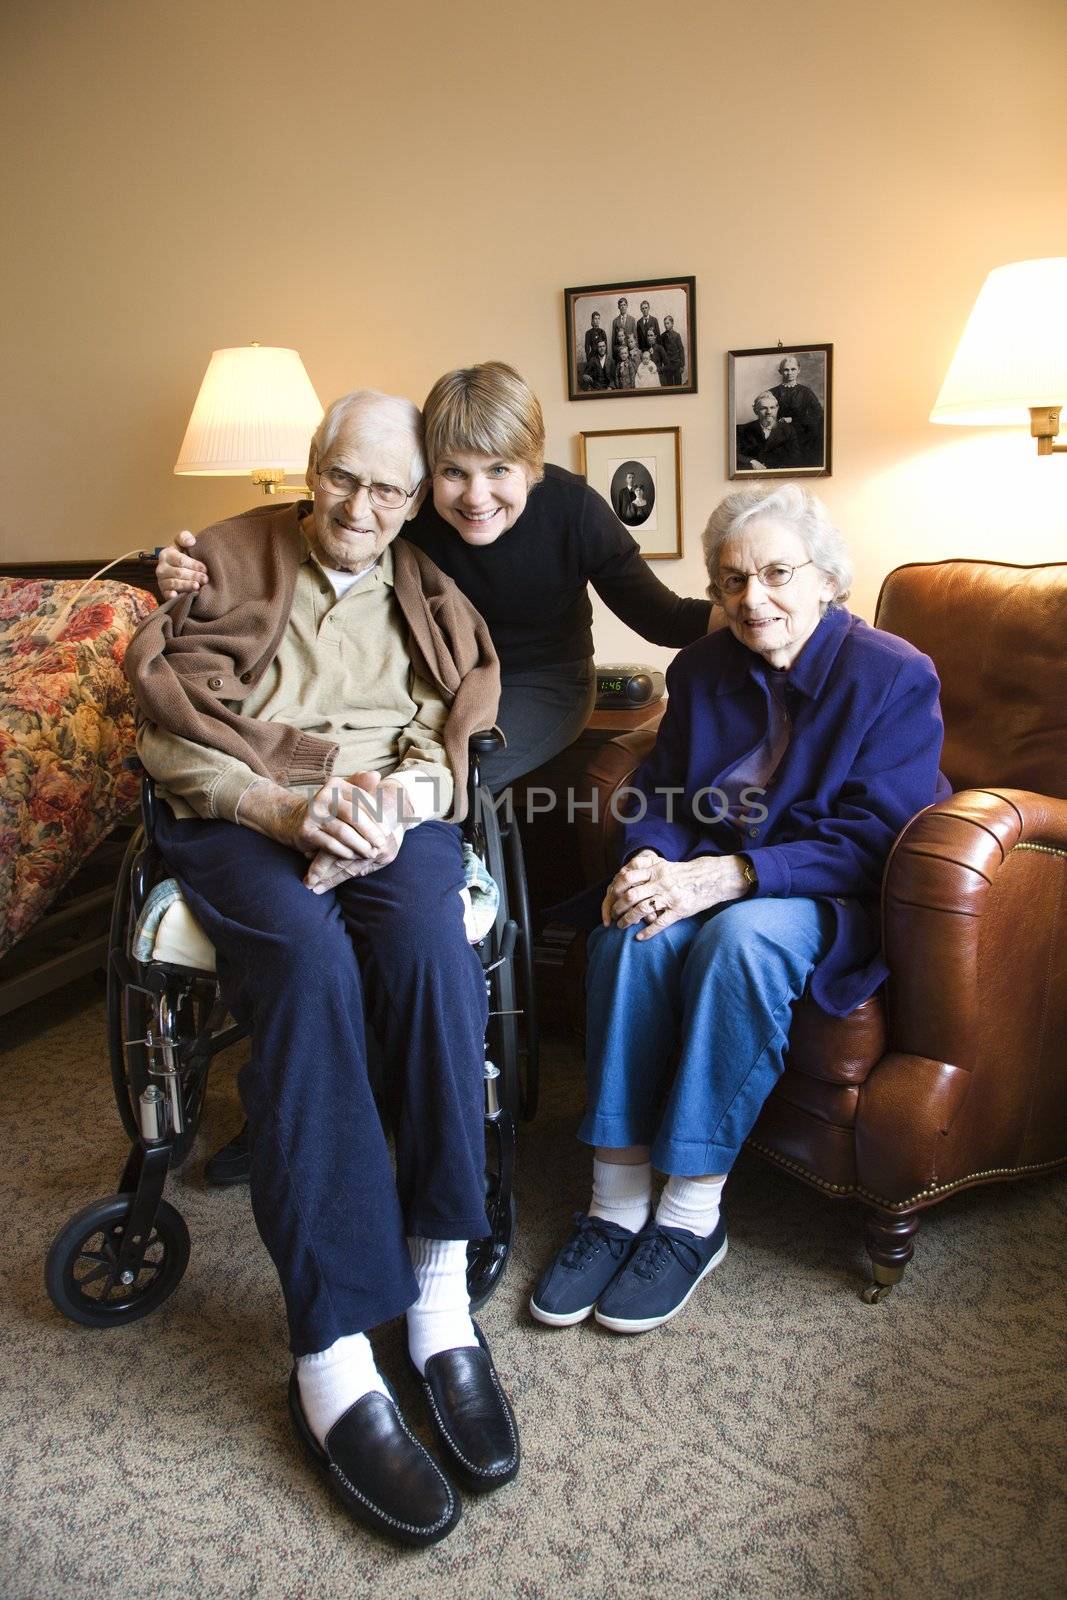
left=575, top=560, right=1067, bottom=1298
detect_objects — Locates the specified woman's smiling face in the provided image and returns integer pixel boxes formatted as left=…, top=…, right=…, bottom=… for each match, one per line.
left=431, top=451, right=532, bottom=545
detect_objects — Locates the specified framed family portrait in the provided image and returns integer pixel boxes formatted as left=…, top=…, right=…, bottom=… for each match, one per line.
left=565, top=277, right=697, bottom=402
left=727, top=343, right=832, bottom=478
left=579, top=426, right=683, bottom=560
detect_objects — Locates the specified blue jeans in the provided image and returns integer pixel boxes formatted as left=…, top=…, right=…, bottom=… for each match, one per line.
left=579, top=897, right=834, bottom=1176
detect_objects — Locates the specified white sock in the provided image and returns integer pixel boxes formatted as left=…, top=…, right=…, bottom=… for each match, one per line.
left=589, top=1157, right=653, bottom=1232
left=296, top=1331, right=387, bottom=1447
left=406, top=1237, right=477, bottom=1376
left=655, top=1174, right=728, bottom=1237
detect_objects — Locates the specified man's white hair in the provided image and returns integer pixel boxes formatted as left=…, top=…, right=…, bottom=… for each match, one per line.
left=308, top=389, right=426, bottom=488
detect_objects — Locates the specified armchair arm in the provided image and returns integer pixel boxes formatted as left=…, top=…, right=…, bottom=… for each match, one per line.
left=881, top=787, right=1067, bottom=1064
left=857, top=788, right=1067, bottom=1197
left=576, top=726, right=659, bottom=882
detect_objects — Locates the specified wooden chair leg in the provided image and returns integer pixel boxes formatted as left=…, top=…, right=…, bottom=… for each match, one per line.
left=862, top=1206, right=922, bottom=1303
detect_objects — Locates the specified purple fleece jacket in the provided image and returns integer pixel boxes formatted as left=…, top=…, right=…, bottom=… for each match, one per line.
left=622, top=607, right=950, bottom=1016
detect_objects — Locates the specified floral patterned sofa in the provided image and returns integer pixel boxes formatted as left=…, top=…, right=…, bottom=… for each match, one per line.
left=0, top=578, right=156, bottom=974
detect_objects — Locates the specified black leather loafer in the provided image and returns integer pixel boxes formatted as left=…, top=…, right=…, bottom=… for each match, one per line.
left=412, top=1323, right=520, bottom=1494
left=288, top=1372, right=460, bottom=1548
left=204, top=1121, right=252, bottom=1187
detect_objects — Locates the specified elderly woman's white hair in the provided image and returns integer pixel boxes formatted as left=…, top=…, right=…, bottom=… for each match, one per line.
left=702, top=483, right=853, bottom=606
left=306, top=389, right=427, bottom=489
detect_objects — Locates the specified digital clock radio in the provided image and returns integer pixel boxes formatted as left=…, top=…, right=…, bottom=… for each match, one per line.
left=595, top=664, right=666, bottom=710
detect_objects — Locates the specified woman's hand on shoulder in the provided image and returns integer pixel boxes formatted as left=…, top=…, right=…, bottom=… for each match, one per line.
left=157, top=530, right=209, bottom=599
left=604, top=850, right=751, bottom=939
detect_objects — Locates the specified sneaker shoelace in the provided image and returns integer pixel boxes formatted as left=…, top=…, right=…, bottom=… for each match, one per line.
left=560, top=1212, right=634, bottom=1269
left=629, top=1224, right=705, bottom=1281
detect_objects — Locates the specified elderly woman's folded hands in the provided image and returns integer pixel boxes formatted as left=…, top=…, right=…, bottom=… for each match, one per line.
left=602, top=847, right=751, bottom=938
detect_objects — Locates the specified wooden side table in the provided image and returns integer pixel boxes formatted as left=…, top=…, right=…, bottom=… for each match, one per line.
left=506, top=700, right=664, bottom=1024
left=511, top=700, right=665, bottom=923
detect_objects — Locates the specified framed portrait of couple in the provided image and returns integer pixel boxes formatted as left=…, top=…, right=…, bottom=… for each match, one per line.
left=727, top=344, right=832, bottom=478
left=579, top=426, right=683, bottom=560
left=565, top=277, right=697, bottom=401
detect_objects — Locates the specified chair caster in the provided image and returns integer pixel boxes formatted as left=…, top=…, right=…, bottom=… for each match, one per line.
left=861, top=1280, right=893, bottom=1304
left=46, top=1192, right=190, bottom=1327
left=467, top=1193, right=517, bottom=1311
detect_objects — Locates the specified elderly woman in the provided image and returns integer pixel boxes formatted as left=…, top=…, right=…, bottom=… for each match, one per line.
left=157, top=361, right=710, bottom=792
left=532, top=483, right=949, bottom=1334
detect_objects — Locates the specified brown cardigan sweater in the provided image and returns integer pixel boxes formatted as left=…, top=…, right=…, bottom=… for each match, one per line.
left=125, top=501, right=501, bottom=821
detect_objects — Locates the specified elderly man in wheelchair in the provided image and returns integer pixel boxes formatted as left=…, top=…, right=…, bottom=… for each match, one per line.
left=94, top=388, right=518, bottom=1547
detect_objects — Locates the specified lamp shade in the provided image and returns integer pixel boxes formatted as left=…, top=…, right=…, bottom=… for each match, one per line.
left=174, top=345, right=324, bottom=475
left=930, top=258, right=1067, bottom=426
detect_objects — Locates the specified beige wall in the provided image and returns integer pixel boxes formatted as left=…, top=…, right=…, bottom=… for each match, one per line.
left=2, top=0, right=1065, bottom=669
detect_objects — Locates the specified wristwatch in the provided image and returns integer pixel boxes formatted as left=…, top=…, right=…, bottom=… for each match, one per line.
left=739, top=856, right=758, bottom=894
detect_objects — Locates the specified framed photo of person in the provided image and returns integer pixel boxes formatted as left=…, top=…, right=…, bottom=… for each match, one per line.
left=579, top=426, right=683, bottom=559
left=565, top=277, right=697, bottom=401
left=727, top=344, right=832, bottom=478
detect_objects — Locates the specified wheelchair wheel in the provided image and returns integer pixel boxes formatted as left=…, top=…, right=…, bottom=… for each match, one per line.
left=106, top=829, right=210, bottom=1167
left=468, top=1194, right=517, bottom=1311
left=474, top=788, right=520, bottom=1122
left=467, top=1111, right=517, bottom=1310
left=501, top=815, right=539, bottom=1122
left=46, top=1193, right=190, bottom=1328
left=107, top=827, right=146, bottom=1145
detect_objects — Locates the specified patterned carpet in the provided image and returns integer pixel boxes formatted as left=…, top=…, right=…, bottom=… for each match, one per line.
left=3, top=978, right=1065, bottom=1600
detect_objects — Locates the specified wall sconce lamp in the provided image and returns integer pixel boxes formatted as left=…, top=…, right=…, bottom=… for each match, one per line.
left=174, top=344, right=324, bottom=495
left=930, top=257, right=1067, bottom=457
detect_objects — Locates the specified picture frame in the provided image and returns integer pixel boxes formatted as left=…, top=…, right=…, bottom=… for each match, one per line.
left=565, top=277, right=697, bottom=402
left=727, top=343, right=832, bottom=478
left=579, top=426, right=683, bottom=560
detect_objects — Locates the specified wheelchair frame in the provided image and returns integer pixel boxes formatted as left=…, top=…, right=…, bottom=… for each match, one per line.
left=46, top=737, right=537, bottom=1328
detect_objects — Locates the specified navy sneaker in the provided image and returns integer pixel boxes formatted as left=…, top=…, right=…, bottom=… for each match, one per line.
left=530, top=1213, right=642, bottom=1327
left=594, top=1217, right=728, bottom=1334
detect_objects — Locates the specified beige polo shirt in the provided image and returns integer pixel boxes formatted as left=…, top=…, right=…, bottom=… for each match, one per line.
left=138, top=541, right=454, bottom=824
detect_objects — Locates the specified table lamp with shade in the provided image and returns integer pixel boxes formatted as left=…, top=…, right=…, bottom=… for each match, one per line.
left=174, top=344, right=324, bottom=495
left=930, top=257, right=1067, bottom=457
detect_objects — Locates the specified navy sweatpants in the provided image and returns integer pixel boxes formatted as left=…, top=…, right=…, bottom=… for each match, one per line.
left=154, top=808, right=490, bottom=1356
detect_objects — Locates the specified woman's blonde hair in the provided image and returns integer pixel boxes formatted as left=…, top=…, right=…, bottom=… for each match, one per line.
left=422, top=362, right=545, bottom=482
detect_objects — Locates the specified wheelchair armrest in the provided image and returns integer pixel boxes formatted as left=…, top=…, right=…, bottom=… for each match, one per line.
left=881, top=786, right=1067, bottom=1069
left=469, top=728, right=505, bottom=756
left=466, top=728, right=504, bottom=807
left=139, top=769, right=160, bottom=842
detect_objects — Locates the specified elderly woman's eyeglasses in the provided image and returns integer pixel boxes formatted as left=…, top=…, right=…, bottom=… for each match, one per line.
left=317, top=465, right=421, bottom=510
left=715, top=560, right=814, bottom=598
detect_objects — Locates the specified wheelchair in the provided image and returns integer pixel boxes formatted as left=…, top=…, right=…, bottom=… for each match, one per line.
left=46, top=732, right=538, bottom=1328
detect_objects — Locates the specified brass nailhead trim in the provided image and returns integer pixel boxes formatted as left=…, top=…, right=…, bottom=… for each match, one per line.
left=744, top=1140, right=1067, bottom=1210
left=1013, top=842, right=1067, bottom=860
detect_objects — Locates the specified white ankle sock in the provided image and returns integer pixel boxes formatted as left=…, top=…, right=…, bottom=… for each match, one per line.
left=406, top=1237, right=477, bottom=1376
left=296, top=1331, right=387, bottom=1447
left=589, top=1157, right=653, bottom=1232
left=655, top=1174, right=727, bottom=1237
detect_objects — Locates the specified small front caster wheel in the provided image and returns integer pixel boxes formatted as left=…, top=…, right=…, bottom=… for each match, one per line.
left=467, top=1191, right=517, bottom=1312
left=861, top=1280, right=893, bottom=1305
left=46, top=1193, right=190, bottom=1327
